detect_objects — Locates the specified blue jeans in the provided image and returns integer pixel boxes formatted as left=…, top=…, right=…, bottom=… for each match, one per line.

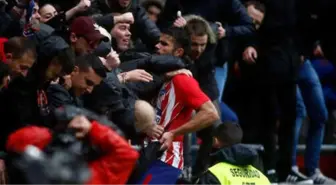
left=293, top=60, right=328, bottom=176
left=215, top=63, right=228, bottom=101
left=215, top=63, right=238, bottom=122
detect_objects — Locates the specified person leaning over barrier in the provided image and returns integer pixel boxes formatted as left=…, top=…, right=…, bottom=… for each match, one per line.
left=195, top=122, right=270, bottom=185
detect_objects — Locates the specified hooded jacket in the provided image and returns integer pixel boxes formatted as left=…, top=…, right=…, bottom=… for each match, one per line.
left=6, top=121, right=139, bottom=184
left=196, top=144, right=268, bottom=184
left=0, top=35, right=72, bottom=150
left=183, top=15, right=219, bottom=101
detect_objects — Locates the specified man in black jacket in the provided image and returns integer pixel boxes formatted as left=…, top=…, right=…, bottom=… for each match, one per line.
left=0, top=35, right=75, bottom=150
left=241, top=0, right=311, bottom=183
left=47, top=53, right=106, bottom=111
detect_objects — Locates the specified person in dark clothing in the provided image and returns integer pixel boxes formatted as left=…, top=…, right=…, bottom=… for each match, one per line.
left=241, top=0, right=311, bottom=183
left=158, top=0, right=254, bottom=39
left=141, top=0, right=163, bottom=23
left=0, top=35, right=75, bottom=150
left=88, top=0, right=160, bottom=51
left=195, top=122, right=270, bottom=185
left=174, top=14, right=233, bottom=177
left=37, top=0, right=134, bottom=36
left=0, top=0, right=41, bottom=38
left=47, top=53, right=106, bottom=111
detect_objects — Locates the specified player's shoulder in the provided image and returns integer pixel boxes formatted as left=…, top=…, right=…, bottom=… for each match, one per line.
left=172, top=74, right=195, bottom=83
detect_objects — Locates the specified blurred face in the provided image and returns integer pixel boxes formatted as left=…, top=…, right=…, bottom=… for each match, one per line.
left=70, top=33, right=100, bottom=55
left=7, top=51, right=35, bottom=78
left=155, top=34, right=184, bottom=57
left=111, top=23, right=131, bottom=52
left=39, top=4, right=58, bottom=23
left=247, top=5, right=264, bottom=29
left=71, top=67, right=103, bottom=96
left=190, top=34, right=208, bottom=60
left=118, top=0, right=131, bottom=8
left=31, top=3, right=41, bottom=22
left=45, top=60, right=63, bottom=82
left=146, top=5, right=161, bottom=23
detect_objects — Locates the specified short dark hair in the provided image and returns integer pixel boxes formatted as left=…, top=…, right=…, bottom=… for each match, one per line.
left=142, top=0, right=163, bottom=11
left=213, top=122, right=243, bottom=146
left=245, top=0, right=265, bottom=13
left=4, top=37, right=36, bottom=59
left=161, top=27, right=191, bottom=56
left=185, top=19, right=208, bottom=37
left=54, top=47, right=75, bottom=75
left=75, top=54, right=106, bottom=78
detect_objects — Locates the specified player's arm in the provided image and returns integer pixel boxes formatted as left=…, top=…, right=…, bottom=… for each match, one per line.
left=170, top=75, right=219, bottom=137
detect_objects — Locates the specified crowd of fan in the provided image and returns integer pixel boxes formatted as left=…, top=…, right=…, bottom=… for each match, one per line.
left=0, top=0, right=335, bottom=184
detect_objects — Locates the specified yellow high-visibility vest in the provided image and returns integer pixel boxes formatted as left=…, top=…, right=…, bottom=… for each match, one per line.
left=208, top=162, right=271, bottom=185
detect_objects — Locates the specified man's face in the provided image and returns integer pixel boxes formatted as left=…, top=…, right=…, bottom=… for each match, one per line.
left=71, top=34, right=100, bottom=55
left=45, top=57, right=63, bottom=82
left=71, top=67, right=103, bottom=96
left=247, top=5, right=264, bottom=29
left=118, top=0, right=131, bottom=8
left=111, top=23, right=131, bottom=52
left=146, top=5, right=161, bottom=23
left=39, top=4, right=58, bottom=23
left=7, top=51, right=35, bottom=78
left=31, top=3, right=41, bottom=22
left=155, top=34, right=175, bottom=55
left=190, top=34, right=208, bottom=60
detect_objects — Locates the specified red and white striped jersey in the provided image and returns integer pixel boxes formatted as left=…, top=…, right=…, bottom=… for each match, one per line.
left=152, top=74, right=209, bottom=169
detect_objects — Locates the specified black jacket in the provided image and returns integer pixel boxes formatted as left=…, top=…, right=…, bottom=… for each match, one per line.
left=190, top=44, right=219, bottom=101
left=89, top=0, right=160, bottom=51
left=118, top=51, right=187, bottom=101
left=84, top=52, right=186, bottom=139
left=0, top=35, right=71, bottom=150
left=245, top=0, right=300, bottom=83
left=83, top=69, right=138, bottom=140
left=47, top=84, right=84, bottom=111
left=196, top=144, right=260, bottom=184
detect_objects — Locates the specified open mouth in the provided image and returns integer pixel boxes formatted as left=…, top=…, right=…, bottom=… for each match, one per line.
left=122, top=39, right=129, bottom=45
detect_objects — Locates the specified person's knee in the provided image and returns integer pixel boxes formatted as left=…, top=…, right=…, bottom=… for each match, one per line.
left=134, top=100, right=155, bottom=132
left=311, top=108, right=328, bottom=125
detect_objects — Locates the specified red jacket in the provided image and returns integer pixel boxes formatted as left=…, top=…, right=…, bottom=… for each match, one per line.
left=0, top=38, right=8, bottom=63
left=6, top=121, right=139, bottom=184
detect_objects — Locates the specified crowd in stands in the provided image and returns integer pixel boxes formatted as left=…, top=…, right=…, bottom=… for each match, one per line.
left=0, top=0, right=335, bottom=184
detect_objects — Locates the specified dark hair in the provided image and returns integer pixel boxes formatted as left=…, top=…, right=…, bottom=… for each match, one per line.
left=75, top=54, right=106, bottom=78
left=0, top=62, right=9, bottom=85
left=55, top=47, right=75, bottom=75
left=4, top=37, right=36, bottom=59
left=213, top=122, right=243, bottom=146
left=245, top=0, right=265, bottom=13
left=161, top=27, right=191, bottom=57
left=185, top=19, right=208, bottom=37
left=142, top=0, right=163, bottom=11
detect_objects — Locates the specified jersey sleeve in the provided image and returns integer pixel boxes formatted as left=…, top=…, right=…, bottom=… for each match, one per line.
left=172, top=74, right=210, bottom=110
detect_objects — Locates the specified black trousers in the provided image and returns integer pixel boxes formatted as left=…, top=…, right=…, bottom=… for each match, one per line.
left=256, top=38, right=299, bottom=180
left=259, top=81, right=296, bottom=180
